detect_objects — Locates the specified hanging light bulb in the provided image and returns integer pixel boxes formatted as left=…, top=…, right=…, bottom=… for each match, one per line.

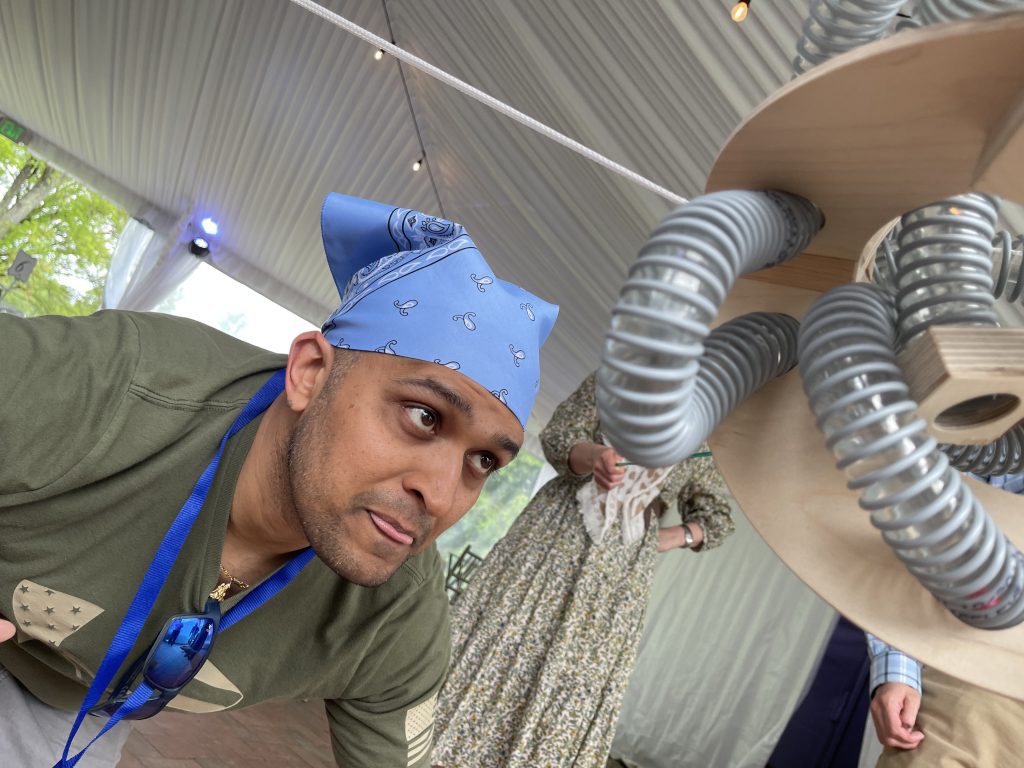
left=373, top=48, right=384, bottom=61
left=412, top=157, right=423, bottom=172
left=731, top=1, right=750, bottom=22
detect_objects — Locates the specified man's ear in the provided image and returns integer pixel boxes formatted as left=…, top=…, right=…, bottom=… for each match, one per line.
left=285, top=332, right=335, bottom=413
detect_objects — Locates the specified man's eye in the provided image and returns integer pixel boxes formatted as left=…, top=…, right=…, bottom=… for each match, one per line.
left=405, top=405, right=439, bottom=434
left=469, top=453, right=497, bottom=474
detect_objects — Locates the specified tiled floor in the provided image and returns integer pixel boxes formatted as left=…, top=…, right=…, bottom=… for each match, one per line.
left=117, top=699, right=335, bottom=768
left=118, top=706, right=629, bottom=767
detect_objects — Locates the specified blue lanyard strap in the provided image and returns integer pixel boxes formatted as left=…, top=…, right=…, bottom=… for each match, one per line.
left=58, top=369, right=312, bottom=766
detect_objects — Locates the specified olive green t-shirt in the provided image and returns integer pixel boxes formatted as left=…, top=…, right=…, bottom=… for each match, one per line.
left=0, top=310, right=449, bottom=767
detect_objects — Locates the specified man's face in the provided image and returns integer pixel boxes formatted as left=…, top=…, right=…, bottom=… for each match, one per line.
left=287, top=353, right=523, bottom=586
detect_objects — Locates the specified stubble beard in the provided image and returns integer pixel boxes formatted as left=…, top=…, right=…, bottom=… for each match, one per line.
left=284, top=392, right=401, bottom=588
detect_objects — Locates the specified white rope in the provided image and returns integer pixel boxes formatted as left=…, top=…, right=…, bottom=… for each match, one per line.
left=287, top=0, right=688, bottom=206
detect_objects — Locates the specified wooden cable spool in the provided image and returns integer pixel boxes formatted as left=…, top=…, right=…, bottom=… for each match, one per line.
left=703, top=13, right=1024, bottom=699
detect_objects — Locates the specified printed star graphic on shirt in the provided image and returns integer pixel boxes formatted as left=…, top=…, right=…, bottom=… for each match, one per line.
left=406, top=692, right=438, bottom=766
left=10, top=580, right=103, bottom=648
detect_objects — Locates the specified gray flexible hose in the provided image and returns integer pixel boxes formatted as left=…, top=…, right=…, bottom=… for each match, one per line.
left=943, top=430, right=1024, bottom=474
left=792, top=0, right=1024, bottom=78
left=789, top=1, right=1024, bottom=629
left=992, top=231, right=1024, bottom=304
left=873, top=231, right=900, bottom=293
left=877, top=194, right=1024, bottom=476
left=799, top=283, right=1024, bottom=628
left=936, top=224, right=1024, bottom=473
left=875, top=225, right=1024, bottom=308
left=596, top=191, right=822, bottom=467
left=894, top=193, right=1000, bottom=346
left=917, top=0, right=1024, bottom=25
left=599, top=311, right=799, bottom=465
left=792, top=0, right=906, bottom=75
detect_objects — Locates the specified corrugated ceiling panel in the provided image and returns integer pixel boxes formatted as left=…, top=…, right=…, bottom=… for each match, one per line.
left=388, top=0, right=809, bottom=422
left=0, top=0, right=440, bottom=321
left=9, top=0, right=1002, bottom=425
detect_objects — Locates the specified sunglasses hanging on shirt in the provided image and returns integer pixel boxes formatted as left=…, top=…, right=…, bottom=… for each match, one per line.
left=53, top=370, right=315, bottom=767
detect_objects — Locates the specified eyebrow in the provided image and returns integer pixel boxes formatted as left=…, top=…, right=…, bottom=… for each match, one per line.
left=398, top=376, right=521, bottom=460
left=400, top=376, right=474, bottom=416
left=493, top=434, right=521, bottom=461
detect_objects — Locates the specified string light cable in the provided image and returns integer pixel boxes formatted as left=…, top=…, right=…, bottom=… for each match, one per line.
left=286, top=0, right=688, bottom=206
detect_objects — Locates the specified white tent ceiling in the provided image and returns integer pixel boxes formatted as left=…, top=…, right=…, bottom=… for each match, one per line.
left=0, top=0, right=817, bottom=429
left=10, top=1, right=1020, bottom=430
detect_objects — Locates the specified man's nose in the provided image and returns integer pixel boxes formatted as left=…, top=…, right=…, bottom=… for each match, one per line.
left=404, top=444, right=462, bottom=518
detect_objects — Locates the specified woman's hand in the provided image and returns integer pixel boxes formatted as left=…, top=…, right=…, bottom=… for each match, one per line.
left=592, top=447, right=626, bottom=491
left=0, top=618, right=14, bottom=643
left=569, top=443, right=626, bottom=491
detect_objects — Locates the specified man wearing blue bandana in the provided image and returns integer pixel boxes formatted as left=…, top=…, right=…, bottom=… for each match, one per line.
left=0, top=193, right=558, bottom=767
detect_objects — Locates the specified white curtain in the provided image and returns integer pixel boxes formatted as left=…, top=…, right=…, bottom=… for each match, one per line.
left=21, top=134, right=198, bottom=313
left=611, top=500, right=838, bottom=768
left=102, top=217, right=200, bottom=311
left=102, top=218, right=154, bottom=308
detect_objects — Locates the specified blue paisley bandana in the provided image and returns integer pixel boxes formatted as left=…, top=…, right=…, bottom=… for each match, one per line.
left=320, top=193, right=558, bottom=428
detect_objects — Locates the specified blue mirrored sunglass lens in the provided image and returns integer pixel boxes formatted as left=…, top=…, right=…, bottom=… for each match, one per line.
left=144, top=616, right=217, bottom=689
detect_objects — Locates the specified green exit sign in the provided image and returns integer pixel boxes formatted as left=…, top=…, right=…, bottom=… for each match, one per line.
left=0, top=116, right=27, bottom=143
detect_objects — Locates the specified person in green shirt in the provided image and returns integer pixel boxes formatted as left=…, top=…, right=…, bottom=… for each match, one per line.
left=0, top=193, right=557, bottom=767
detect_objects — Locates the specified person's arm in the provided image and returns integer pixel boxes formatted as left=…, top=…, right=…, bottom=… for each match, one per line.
left=658, top=448, right=734, bottom=552
left=0, top=312, right=138, bottom=496
left=326, top=675, right=445, bottom=767
left=567, top=442, right=625, bottom=491
left=1, top=312, right=141, bottom=635
left=656, top=522, right=704, bottom=552
left=866, top=633, right=924, bottom=750
left=540, top=372, right=600, bottom=476
left=325, top=568, right=451, bottom=767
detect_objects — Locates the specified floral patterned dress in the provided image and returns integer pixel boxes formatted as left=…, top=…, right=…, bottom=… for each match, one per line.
left=431, top=372, right=735, bottom=767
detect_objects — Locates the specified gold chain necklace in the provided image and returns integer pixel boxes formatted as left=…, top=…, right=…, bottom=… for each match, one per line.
left=209, top=564, right=251, bottom=602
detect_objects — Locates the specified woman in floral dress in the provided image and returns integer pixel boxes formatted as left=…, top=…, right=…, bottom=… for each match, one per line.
left=431, top=371, right=735, bottom=767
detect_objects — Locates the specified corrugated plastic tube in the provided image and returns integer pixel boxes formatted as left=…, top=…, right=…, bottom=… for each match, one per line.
left=596, top=190, right=822, bottom=467
left=893, top=194, right=1000, bottom=346
left=792, top=0, right=1024, bottom=79
left=992, top=230, right=1024, bottom=305
left=799, top=283, right=1024, bottom=628
left=917, top=0, right=1024, bottom=25
left=792, top=0, right=906, bottom=75
left=873, top=195, right=1024, bottom=475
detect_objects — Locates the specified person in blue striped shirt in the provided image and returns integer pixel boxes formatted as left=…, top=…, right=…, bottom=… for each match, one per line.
left=869, top=472, right=1024, bottom=765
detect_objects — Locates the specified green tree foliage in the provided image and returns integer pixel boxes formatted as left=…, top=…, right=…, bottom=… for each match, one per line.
left=0, top=137, right=127, bottom=317
left=436, top=450, right=545, bottom=563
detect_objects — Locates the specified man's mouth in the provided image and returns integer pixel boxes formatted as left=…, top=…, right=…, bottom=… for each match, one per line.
left=367, top=511, right=415, bottom=546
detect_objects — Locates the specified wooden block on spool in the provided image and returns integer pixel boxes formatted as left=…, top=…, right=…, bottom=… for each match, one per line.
left=897, top=326, right=1024, bottom=445
left=742, top=252, right=855, bottom=294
